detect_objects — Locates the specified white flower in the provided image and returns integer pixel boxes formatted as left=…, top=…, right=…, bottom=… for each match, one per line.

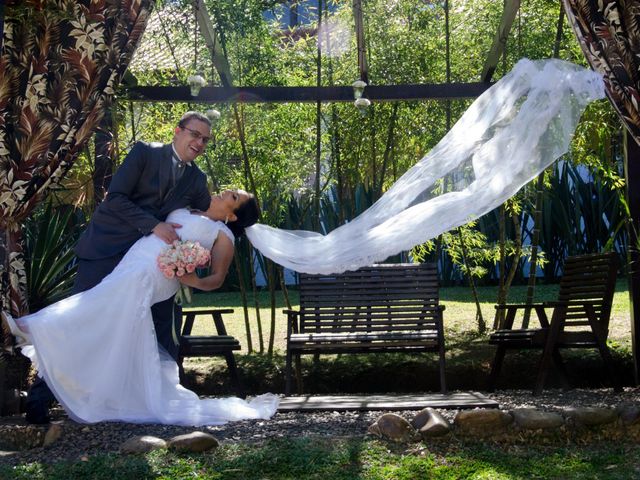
left=188, top=75, right=206, bottom=86
left=205, top=109, right=221, bottom=121
left=188, top=75, right=206, bottom=96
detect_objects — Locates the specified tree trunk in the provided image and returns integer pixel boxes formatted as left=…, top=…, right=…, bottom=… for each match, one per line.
left=494, top=205, right=507, bottom=329
left=523, top=175, right=545, bottom=327
left=0, top=225, right=30, bottom=411
left=93, top=110, right=114, bottom=207
left=458, top=228, right=485, bottom=334
left=234, top=249, right=253, bottom=354
left=267, top=259, right=276, bottom=356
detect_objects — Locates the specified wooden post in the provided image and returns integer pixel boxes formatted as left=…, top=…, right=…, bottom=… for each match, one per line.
left=624, top=129, right=640, bottom=385
left=352, top=0, right=368, bottom=84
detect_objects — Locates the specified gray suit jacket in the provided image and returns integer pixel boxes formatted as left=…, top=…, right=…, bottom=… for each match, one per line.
left=75, top=141, right=211, bottom=260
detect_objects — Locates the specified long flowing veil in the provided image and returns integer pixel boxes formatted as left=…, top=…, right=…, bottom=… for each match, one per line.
left=246, top=59, right=605, bottom=275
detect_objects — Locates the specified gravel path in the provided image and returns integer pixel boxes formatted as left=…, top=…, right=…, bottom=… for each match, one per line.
left=1, top=387, right=639, bottom=466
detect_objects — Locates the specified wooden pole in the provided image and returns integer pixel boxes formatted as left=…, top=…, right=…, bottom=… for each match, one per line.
left=352, top=0, right=368, bottom=84
left=624, top=129, right=640, bottom=385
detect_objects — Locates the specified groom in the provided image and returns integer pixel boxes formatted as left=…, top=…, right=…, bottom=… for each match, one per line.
left=25, top=111, right=213, bottom=424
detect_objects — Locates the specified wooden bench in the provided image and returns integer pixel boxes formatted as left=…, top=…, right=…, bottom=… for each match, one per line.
left=284, top=263, right=447, bottom=395
left=488, top=252, right=621, bottom=394
left=178, top=308, right=242, bottom=393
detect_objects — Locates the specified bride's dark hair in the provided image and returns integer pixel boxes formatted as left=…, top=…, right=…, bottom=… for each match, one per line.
left=227, top=194, right=260, bottom=238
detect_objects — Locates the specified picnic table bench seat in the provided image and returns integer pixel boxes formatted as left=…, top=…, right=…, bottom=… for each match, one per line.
left=177, top=307, right=242, bottom=393
left=285, top=263, right=447, bottom=395
left=488, top=252, right=622, bottom=395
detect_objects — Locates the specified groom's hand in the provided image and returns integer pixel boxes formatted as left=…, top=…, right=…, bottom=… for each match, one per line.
left=152, top=222, right=182, bottom=244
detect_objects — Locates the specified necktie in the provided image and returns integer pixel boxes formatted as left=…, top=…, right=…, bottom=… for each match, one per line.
left=172, top=157, right=185, bottom=185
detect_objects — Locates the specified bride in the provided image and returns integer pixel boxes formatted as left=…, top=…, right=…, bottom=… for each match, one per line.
left=2, top=189, right=280, bottom=426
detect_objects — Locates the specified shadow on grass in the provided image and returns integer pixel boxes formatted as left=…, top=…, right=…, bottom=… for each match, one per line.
left=5, top=437, right=639, bottom=479
left=182, top=337, right=635, bottom=396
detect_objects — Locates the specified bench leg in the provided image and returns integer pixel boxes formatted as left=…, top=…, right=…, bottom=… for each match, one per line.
left=534, top=342, right=557, bottom=396
left=285, top=349, right=293, bottom=395
left=593, top=337, right=623, bottom=392
left=438, top=345, right=447, bottom=394
left=295, top=353, right=303, bottom=395
left=534, top=311, right=566, bottom=396
left=224, top=352, right=243, bottom=397
left=487, top=346, right=507, bottom=392
left=551, top=348, right=570, bottom=390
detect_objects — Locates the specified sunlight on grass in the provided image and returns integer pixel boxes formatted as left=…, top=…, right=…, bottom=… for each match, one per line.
left=4, top=438, right=639, bottom=479
left=185, top=280, right=632, bottom=354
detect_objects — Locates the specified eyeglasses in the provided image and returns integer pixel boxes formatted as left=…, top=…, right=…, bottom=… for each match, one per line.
left=181, top=126, right=212, bottom=145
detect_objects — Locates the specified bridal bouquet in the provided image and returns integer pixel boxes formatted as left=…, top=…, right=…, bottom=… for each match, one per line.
left=157, top=240, right=211, bottom=279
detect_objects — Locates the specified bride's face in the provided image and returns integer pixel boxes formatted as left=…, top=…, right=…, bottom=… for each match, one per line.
left=205, top=189, right=251, bottom=222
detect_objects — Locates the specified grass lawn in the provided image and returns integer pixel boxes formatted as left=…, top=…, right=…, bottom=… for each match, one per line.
left=178, top=279, right=635, bottom=396
left=184, top=280, right=632, bottom=354
left=2, top=281, right=636, bottom=479
left=4, top=437, right=640, bottom=479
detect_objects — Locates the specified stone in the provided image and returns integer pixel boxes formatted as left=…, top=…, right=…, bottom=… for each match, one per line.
left=43, top=422, right=64, bottom=447
left=511, top=408, right=564, bottom=430
left=564, top=407, right=618, bottom=426
left=0, top=425, right=46, bottom=450
left=120, top=435, right=168, bottom=454
left=616, top=404, right=640, bottom=426
left=168, top=432, right=219, bottom=453
left=367, top=413, right=419, bottom=443
left=411, top=408, right=451, bottom=438
left=454, top=409, right=513, bottom=435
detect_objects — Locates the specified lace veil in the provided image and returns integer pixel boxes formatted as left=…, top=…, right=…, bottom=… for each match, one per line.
left=246, top=59, right=605, bottom=274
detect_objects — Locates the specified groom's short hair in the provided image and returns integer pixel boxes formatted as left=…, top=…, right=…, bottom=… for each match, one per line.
left=178, top=111, right=211, bottom=129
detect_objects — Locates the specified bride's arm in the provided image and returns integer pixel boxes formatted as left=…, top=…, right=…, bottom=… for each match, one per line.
left=178, top=232, right=234, bottom=291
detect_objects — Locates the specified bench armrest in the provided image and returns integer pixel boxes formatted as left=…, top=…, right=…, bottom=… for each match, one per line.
left=283, top=309, right=300, bottom=337
left=542, top=300, right=601, bottom=308
left=495, top=303, right=544, bottom=310
left=494, top=303, right=549, bottom=330
left=181, top=308, right=235, bottom=336
left=183, top=308, right=235, bottom=315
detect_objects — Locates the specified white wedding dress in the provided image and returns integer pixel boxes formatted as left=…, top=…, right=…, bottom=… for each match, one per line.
left=17, top=209, right=280, bottom=426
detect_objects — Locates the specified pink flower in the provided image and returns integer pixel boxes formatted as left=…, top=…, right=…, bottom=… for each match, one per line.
left=157, top=240, right=211, bottom=279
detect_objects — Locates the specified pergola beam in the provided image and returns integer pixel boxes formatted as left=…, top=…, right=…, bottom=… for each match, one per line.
left=124, top=82, right=491, bottom=103
left=481, top=0, right=521, bottom=82
left=353, top=0, right=369, bottom=84
left=192, top=0, right=233, bottom=87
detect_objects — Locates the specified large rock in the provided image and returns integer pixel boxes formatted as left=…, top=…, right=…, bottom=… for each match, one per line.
left=368, top=413, right=419, bottom=443
left=168, top=432, right=219, bottom=453
left=511, top=409, right=564, bottom=430
left=43, top=422, right=64, bottom=447
left=564, top=407, right=618, bottom=427
left=411, top=408, right=451, bottom=438
left=616, top=404, right=640, bottom=426
left=120, top=435, right=168, bottom=454
left=0, top=424, right=47, bottom=450
left=454, top=409, right=513, bottom=435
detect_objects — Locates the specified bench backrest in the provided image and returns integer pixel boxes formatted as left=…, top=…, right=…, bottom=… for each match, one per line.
left=297, top=263, right=440, bottom=333
left=557, top=252, right=618, bottom=332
